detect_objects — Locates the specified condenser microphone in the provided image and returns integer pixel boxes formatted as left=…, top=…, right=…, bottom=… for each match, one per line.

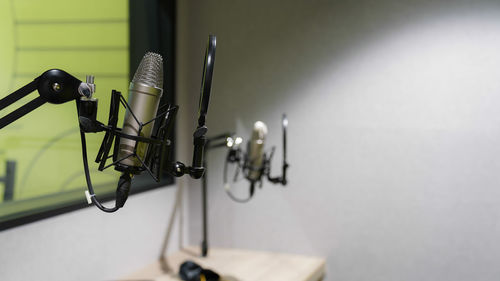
left=116, top=52, right=164, bottom=173
left=246, top=121, right=268, bottom=182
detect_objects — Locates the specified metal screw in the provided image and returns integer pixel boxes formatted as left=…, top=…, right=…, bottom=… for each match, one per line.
left=86, top=75, right=95, bottom=84
left=52, top=83, right=61, bottom=92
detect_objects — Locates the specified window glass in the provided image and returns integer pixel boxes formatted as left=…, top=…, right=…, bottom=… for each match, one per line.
left=0, top=0, right=130, bottom=223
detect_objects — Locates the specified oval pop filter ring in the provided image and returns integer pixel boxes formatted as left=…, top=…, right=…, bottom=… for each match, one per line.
left=198, top=35, right=216, bottom=124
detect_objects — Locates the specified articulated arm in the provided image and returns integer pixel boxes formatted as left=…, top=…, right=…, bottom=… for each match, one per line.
left=0, top=69, right=94, bottom=129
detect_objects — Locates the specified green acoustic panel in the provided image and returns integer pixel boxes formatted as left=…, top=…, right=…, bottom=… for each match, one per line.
left=0, top=0, right=129, bottom=219
left=12, top=0, right=128, bottom=21
left=17, top=23, right=128, bottom=48
left=16, top=50, right=129, bottom=74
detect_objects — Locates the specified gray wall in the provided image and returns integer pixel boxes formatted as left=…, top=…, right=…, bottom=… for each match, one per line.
left=179, top=1, right=500, bottom=280
left=0, top=187, right=183, bottom=281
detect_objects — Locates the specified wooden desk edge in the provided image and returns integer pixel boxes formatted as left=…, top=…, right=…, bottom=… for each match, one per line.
left=123, top=246, right=326, bottom=281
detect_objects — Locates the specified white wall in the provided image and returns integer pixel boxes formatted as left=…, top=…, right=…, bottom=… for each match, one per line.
left=179, top=1, right=500, bottom=280
left=0, top=187, right=184, bottom=281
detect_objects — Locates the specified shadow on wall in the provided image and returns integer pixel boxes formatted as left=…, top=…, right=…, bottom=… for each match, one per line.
left=199, top=0, right=500, bottom=128
left=183, top=1, right=500, bottom=281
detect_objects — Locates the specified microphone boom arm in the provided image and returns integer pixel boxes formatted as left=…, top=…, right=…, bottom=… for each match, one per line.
left=0, top=69, right=93, bottom=129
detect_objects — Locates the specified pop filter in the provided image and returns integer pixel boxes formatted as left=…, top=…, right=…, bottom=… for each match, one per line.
left=197, top=35, right=216, bottom=127
left=189, top=35, right=217, bottom=179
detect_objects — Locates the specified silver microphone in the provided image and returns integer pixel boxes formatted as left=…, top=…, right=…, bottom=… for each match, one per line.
left=247, top=121, right=268, bottom=181
left=116, top=52, right=164, bottom=171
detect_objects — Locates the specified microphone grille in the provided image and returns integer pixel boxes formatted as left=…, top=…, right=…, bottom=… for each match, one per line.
left=132, top=52, right=163, bottom=89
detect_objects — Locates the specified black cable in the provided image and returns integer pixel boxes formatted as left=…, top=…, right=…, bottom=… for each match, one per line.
left=76, top=98, right=135, bottom=213
left=223, top=151, right=253, bottom=203
left=79, top=130, right=119, bottom=213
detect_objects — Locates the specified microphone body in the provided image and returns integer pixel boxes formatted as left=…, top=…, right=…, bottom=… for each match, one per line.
left=116, top=52, right=164, bottom=172
left=246, top=121, right=268, bottom=182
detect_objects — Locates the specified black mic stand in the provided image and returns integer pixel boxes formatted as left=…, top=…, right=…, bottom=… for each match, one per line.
left=200, top=133, right=234, bottom=257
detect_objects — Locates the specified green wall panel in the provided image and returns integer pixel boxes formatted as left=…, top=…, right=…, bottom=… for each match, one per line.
left=0, top=0, right=129, bottom=219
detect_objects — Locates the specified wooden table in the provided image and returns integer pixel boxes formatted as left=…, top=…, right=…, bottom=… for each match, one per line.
left=124, top=246, right=326, bottom=281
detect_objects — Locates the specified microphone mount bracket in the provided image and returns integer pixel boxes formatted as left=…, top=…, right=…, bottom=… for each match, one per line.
left=0, top=34, right=217, bottom=213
